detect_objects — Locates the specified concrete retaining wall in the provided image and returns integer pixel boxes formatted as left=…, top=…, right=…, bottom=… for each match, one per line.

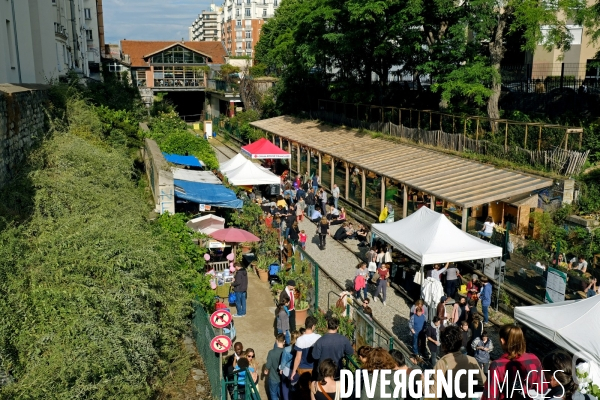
left=140, top=125, right=174, bottom=214
left=0, top=84, right=48, bottom=189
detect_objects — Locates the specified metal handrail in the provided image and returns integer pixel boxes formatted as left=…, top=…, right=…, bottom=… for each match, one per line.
left=221, top=367, right=261, bottom=400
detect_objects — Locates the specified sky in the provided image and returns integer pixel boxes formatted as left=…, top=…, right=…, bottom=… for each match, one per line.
left=104, top=0, right=215, bottom=44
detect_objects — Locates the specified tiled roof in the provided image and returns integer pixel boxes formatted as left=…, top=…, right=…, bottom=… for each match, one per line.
left=120, top=40, right=227, bottom=67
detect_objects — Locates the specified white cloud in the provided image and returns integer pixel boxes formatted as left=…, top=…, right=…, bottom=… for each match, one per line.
left=104, top=0, right=215, bottom=43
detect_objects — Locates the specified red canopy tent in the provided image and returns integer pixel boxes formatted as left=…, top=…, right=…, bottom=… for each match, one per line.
left=241, top=138, right=291, bottom=159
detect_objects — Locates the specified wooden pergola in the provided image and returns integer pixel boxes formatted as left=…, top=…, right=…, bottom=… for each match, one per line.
left=251, top=116, right=553, bottom=231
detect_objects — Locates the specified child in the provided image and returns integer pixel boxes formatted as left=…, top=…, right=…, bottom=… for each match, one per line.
left=276, top=299, right=290, bottom=345
left=299, top=230, right=307, bottom=250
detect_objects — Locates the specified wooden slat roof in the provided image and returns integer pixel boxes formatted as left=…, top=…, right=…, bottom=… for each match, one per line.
left=250, top=116, right=553, bottom=208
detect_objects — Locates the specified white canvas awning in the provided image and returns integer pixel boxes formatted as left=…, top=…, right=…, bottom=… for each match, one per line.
left=186, top=214, right=225, bottom=234
left=371, top=207, right=502, bottom=265
left=224, top=161, right=281, bottom=186
left=515, top=296, right=600, bottom=383
left=172, top=168, right=222, bottom=184
left=219, top=154, right=248, bottom=174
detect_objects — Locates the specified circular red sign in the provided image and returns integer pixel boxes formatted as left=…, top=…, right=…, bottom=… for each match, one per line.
left=210, top=335, right=232, bottom=353
left=210, top=310, right=232, bottom=329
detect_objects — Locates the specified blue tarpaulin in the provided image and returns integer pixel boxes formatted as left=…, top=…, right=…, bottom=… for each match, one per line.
left=163, top=153, right=205, bottom=168
left=174, top=180, right=243, bottom=209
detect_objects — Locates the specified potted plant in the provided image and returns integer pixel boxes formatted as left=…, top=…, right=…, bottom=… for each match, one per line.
left=295, top=300, right=310, bottom=327
left=241, top=242, right=252, bottom=254
left=256, top=254, right=275, bottom=283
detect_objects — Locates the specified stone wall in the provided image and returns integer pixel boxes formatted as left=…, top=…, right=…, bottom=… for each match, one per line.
left=0, top=84, right=48, bottom=189
left=139, top=128, right=175, bottom=214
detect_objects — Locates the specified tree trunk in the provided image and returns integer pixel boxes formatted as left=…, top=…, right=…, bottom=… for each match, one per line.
left=487, top=13, right=508, bottom=132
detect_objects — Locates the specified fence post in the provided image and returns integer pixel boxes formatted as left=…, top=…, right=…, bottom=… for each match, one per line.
left=538, top=126, right=542, bottom=151
left=440, top=114, right=443, bottom=131
left=580, top=131, right=583, bottom=150
left=475, top=118, right=480, bottom=145
left=524, top=124, right=528, bottom=149
left=314, top=263, right=319, bottom=314
left=463, top=118, right=467, bottom=151
left=418, top=111, right=421, bottom=129
left=389, top=337, right=394, bottom=351
left=560, top=63, right=565, bottom=90
left=504, top=122, right=509, bottom=152
left=564, top=131, right=569, bottom=151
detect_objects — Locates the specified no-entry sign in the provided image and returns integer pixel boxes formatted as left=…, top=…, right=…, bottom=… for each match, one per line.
left=210, top=310, right=232, bottom=329
left=210, top=335, right=232, bottom=353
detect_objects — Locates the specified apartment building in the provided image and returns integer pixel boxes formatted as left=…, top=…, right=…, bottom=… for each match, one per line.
left=221, top=0, right=280, bottom=57
left=0, top=0, right=57, bottom=84
left=190, top=6, right=223, bottom=42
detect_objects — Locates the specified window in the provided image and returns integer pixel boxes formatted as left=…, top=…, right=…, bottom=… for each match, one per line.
left=52, top=0, right=56, bottom=4
left=86, top=29, right=93, bottom=41
left=236, top=31, right=242, bottom=38
left=236, top=20, right=242, bottom=26
left=84, top=8, right=91, bottom=19
left=245, top=19, right=252, bottom=27
left=274, top=0, right=278, bottom=5
left=263, top=9, right=267, bottom=17
left=246, top=41, right=252, bottom=49
left=245, top=31, right=251, bottom=38
left=246, top=0, right=251, bottom=3
left=6, top=20, right=16, bottom=68
left=567, top=25, right=583, bottom=45
left=245, top=8, right=251, bottom=16
left=236, top=9, right=240, bottom=16
left=236, top=52, right=243, bottom=56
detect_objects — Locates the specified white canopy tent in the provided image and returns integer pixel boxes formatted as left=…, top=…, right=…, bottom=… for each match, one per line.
left=219, top=154, right=248, bottom=174
left=186, top=214, right=225, bottom=234
left=223, top=159, right=281, bottom=186
left=515, top=296, right=600, bottom=384
left=371, top=207, right=502, bottom=265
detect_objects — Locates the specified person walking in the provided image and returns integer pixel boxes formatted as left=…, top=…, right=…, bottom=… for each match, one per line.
left=320, top=189, right=328, bottom=216
left=299, top=230, right=307, bottom=250
left=292, top=317, right=321, bottom=399
left=471, top=330, right=493, bottom=372
left=409, top=306, right=427, bottom=356
left=279, top=331, right=300, bottom=400
left=296, top=197, right=306, bottom=222
left=426, top=316, right=442, bottom=366
left=332, top=183, right=340, bottom=209
left=231, top=262, right=248, bottom=317
left=374, top=263, right=390, bottom=306
left=279, top=280, right=297, bottom=332
left=305, top=188, right=316, bottom=219
left=265, top=334, right=285, bottom=400
left=276, top=299, right=291, bottom=345
left=312, top=173, right=320, bottom=193
left=478, top=276, right=492, bottom=326
left=316, top=216, right=330, bottom=250
left=354, top=262, right=368, bottom=300
left=312, top=316, right=354, bottom=373
left=288, top=221, right=300, bottom=247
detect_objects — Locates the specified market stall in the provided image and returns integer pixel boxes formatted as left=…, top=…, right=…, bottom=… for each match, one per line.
left=515, top=296, right=600, bottom=385
left=241, top=137, right=291, bottom=159
left=222, top=160, right=281, bottom=186
left=174, top=180, right=243, bottom=209
left=186, top=214, right=225, bottom=234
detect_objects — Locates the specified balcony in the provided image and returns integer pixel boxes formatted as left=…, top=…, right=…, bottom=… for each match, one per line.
left=207, top=79, right=239, bottom=94
left=153, top=78, right=206, bottom=89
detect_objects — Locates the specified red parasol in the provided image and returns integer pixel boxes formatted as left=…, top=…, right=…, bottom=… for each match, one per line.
left=210, top=227, right=260, bottom=243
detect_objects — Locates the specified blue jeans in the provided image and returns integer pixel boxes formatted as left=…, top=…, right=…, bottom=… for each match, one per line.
left=277, top=329, right=290, bottom=346
left=307, top=204, right=314, bottom=218
left=412, top=332, right=420, bottom=355
left=235, top=291, right=247, bottom=316
left=482, top=304, right=489, bottom=323
left=268, top=379, right=281, bottom=400
left=446, top=279, right=458, bottom=299
left=313, top=185, right=318, bottom=193
left=355, top=286, right=367, bottom=300
left=333, top=197, right=338, bottom=209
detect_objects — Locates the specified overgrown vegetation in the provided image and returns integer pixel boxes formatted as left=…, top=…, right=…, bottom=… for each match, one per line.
left=221, top=110, right=265, bottom=142
left=147, top=111, right=219, bottom=170
left=0, top=76, right=214, bottom=398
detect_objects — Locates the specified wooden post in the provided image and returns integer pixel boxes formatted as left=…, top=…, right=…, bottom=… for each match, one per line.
left=538, top=126, right=542, bottom=151
left=475, top=118, right=480, bottom=144
left=345, top=163, right=349, bottom=199
left=504, top=122, right=509, bottom=152
left=307, top=150, right=311, bottom=175
left=564, top=131, right=569, bottom=151
left=272, top=134, right=275, bottom=144
left=297, top=143, right=301, bottom=173
left=399, top=109, right=402, bottom=126
left=429, top=112, right=432, bottom=130
left=453, top=116, right=455, bottom=134
left=361, top=170, right=366, bottom=209
left=440, top=114, right=443, bottom=131
left=524, top=125, right=528, bottom=149
left=461, top=207, right=468, bottom=232
left=318, top=153, right=322, bottom=183
left=380, top=177, right=386, bottom=214
left=418, top=111, right=421, bottom=129
left=463, top=118, right=467, bottom=151
left=579, top=131, right=583, bottom=150
left=430, top=195, right=435, bottom=210
left=330, top=157, right=335, bottom=191
left=402, top=184, right=408, bottom=218
left=279, top=136, right=283, bottom=149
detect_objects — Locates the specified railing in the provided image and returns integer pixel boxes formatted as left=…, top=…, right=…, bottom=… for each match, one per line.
left=208, top=261, right=230, bottom=272
left=152, top=79, right=205, bottom=88
left=192, top=305, right=222, bottom=399
left=221, top=368, right=261, bottom=400
left=207, top=79, right=240, bottom=94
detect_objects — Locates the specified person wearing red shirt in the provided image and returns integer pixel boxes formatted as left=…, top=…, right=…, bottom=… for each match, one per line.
left=265, top=213, right=273, bottom=229
left=482, top=325, right=546, bottom=400
left=374, top=263, right=390, bottom=306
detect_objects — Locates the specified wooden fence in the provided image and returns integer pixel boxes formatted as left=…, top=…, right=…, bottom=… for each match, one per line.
left=309, top=110, right=589, bottom=176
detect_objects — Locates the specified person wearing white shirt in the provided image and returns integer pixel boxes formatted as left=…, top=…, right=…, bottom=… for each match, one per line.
left=568, top=256, right=588, bottom=273
left=478, top=216, right=495, bottom=238
left=430, top=262, right=449, bottom=281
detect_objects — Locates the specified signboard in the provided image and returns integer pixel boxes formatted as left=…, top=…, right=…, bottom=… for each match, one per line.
left=199, top=204, right=213, bottom=212
left=210, top=310, right=232, bottom=329
left=210, top=335, right=232, bottom=353
left=204, top=121, right=213, bottom=139
left=545, top=267, right=567, bottom=303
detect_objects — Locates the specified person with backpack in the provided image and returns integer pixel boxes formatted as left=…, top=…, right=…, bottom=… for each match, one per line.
left=472, top=330, right=493, bottom=372
left=316, top=216, right=330, bottom=250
